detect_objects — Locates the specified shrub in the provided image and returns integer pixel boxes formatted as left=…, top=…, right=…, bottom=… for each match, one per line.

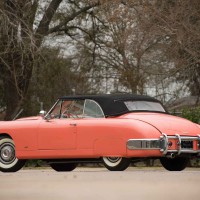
left=181, top=107, right=200, bottom=124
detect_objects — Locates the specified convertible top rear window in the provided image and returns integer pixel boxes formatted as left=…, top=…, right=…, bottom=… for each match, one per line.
left=124, top=101, right=165, bottom=112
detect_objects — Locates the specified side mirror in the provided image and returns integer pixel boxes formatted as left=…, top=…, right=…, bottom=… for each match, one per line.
left=39, top=110, right=46, bottom=117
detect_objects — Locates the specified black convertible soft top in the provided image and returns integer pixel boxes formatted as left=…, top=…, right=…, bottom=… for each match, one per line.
left=59, top=94, right=162, bottom=117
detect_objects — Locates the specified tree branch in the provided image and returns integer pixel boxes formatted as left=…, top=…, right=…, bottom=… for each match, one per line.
left=36, top=0, right=62, bottom=38
left=48, top=2, right=99, bottom=34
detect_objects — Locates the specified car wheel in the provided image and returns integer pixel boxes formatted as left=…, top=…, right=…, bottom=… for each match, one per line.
left=102, top=157, right=130, bottom=171
left=50, top=163, right=77, bottom=172
left=160, top=157, right=189, bottom=171
left=0, top=137, right=26, bottom=172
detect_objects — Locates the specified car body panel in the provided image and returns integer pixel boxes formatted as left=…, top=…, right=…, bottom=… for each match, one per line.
left=0, top=119, right=39, bottom=151
left=38, top=119, right=77, bottom=150
left=119, top=113, right=200, bottom=136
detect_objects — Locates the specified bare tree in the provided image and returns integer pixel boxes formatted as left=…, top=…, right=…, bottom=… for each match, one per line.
left=0, top=0, right=99, bottom=120
left=145, top=0, right=200, bottom=98
left=1, top=0, right=199, bottom=121
left=68, top=1, right=168, bottom=95
left=90, top=0, right=200, bottom=100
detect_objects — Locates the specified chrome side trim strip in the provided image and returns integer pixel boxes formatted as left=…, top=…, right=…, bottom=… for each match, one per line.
left=127, top=139, right=161, bottom=150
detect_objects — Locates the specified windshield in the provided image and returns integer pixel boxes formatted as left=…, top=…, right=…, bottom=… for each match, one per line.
left=124, top=101, right=166, bottom=112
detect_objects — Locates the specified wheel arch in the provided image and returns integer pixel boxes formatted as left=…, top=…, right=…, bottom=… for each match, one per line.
left=0, top=133, right=13, bottom=139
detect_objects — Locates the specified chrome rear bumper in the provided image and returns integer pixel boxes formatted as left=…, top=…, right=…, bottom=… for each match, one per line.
left=127, top=133, right=200, bottom=156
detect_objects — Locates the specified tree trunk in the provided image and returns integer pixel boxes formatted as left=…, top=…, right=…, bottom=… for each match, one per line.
left=3, top=77, right=23, bottom=121
left=2, top=59, right=33, bottom=120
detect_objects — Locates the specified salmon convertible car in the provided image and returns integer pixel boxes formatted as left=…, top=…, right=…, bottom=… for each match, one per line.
left=0, top=94, right=200, bottom=172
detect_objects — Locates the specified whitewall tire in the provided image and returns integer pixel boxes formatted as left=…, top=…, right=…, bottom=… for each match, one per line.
left=0, top=137, right=26, bottom=172
left=102, top=157, right=130, bottom=171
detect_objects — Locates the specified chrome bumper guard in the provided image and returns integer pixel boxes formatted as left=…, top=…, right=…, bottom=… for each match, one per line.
left=127, top=133, right=200, bottom=156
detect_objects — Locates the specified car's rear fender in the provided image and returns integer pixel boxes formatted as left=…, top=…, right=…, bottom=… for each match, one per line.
left=91, top=118, right=162, bottom=157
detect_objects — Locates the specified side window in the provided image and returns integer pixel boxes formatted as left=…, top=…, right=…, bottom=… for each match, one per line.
left=61, top=100, right=84, bottom=118
left=83, top=99, right=105, bottom=118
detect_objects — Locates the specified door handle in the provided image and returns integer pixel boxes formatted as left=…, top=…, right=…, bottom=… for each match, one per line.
left=70, top=123, right=77, bottom=126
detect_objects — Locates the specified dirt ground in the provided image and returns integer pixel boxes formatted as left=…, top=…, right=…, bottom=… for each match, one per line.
left=0, top=167, right=199, bottom=200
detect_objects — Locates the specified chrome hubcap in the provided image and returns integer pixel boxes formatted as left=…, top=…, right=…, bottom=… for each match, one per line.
left=0, top=143, right=15, bottom=164
left=107, top=157, right=121, bottom=163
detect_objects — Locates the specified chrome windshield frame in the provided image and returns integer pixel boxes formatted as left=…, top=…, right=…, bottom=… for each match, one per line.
left=44, top=99, right=60, bottom=119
